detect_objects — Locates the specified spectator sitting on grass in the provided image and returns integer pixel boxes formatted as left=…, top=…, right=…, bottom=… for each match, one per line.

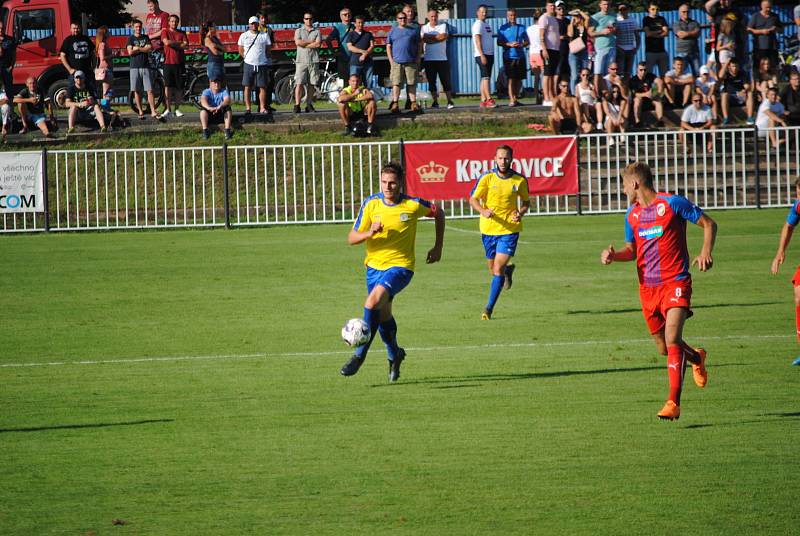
left=199, top=77, right=232, bottom=140
left=664, top=57, right=695, bottom=108
left=680, top=93, right=716, bottom=152
left=549, top=80, right=591, bottom=134
left=65, top=70, right=107, bottom=133
left=13, top=76, right=56, bottom=136
left=337, top=72, right=376, bottom=136
left=756, top=86, right=788, bottom=149
left=719, top=58, right=754, bottom=125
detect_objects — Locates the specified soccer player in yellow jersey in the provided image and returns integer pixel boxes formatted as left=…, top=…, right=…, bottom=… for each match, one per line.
left=341, top=162, right=445, bottom=381
left=469, top=145, right=531, bottom=319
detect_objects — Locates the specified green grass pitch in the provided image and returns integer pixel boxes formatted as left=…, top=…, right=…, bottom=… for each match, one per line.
left=1, top=208, right=798, bottom=535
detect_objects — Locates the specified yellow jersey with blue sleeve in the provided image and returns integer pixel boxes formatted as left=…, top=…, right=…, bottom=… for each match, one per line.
left=470, top=169, right=530, bottom=235
left=353, top=193, right=437, bottom=271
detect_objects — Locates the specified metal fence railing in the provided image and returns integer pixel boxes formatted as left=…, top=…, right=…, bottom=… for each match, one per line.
left=2, top=127, right=799, bottom=234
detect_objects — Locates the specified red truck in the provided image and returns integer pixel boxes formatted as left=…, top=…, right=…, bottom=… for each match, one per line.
left=1, top=0, right=391, bottom=109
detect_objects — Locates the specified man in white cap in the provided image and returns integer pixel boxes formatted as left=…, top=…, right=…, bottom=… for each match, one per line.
left=237, top=15, right=272, bottom=116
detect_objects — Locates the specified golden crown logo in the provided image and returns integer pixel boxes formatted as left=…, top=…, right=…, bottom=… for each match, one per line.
left=416, top=161, right=448, bottom=183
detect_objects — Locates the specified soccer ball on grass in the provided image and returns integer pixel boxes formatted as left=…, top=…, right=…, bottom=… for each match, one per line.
left=341, top=318, right=370, bottom=347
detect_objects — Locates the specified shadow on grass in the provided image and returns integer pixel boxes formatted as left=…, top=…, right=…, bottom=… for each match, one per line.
left=567, top=301, right=781, bottom=315
left=0, top=418, right=174, bottom=434
left=684, top=412, right=800, bottom=429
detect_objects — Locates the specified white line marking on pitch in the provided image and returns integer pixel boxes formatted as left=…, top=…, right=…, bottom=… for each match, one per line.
left=0, top=333, right=789, bottom=369
left=445, top=225, right=533, bottom=245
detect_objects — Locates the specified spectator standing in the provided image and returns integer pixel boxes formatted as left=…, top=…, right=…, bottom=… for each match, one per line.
left=629, top=61, right=665, bottom=127
left=642, top=3, right=669, bottom=78
left=145, top=0, right=169, bottom=57
left=795, top=3, right=800, bottom=42
left=588, top=0, right=617, bottom=95
left=780, top=71, right=800, bottom=126
left=0, top=20, right=17, bottom=95
left=65, top=71, right=107, bottom=133
left=127, top=19, right=158, bottom=120
left=202, top=21, right=226, bottom=83
left=680, top=94, right=716, bottom=152
left=60, top=21, right=95, bottom=87
left=294, top=13, right=321, bottom=114
left=326, top=8, right=354, bottom=84
left=747, top=0, right=781, bottom=72
left=258, top=12, right=277, bottom=112
left=539, top=1, right=561, bottom=106
left=665, top=57, right=695, bottom=108
left=472, top=4, right=495, bottom=108
left=403, top=3, right=420, bottom=31
left=719, top=58, right=754, bottom=124
left=199, top=77, right=232, bottom=140
left=0, top=87, right=10, bottom=139
left=526, top=10, right=544, bottom=104
left=706, top=0, right=746, bottom=67
left=498, top=8, right=529, bottom=107
left=555, top=2, right=571, bottom=86
left=674, top=4, right=702, bottom=77
left=615, top=3, right=639, bottom=81
left=160, top=14, right=188, bottom=119
left=716, top=18, right=736, bottom=74
left=420, top=9, right=454, bottom=109
left=337, top=72, right=376, bottom=136
left=94, top=26, right=113, bottom=98
left=347, top=15, right=375, bottom=89
left=756, top=86, right=787, bottom=148
left=238, top=16, right=272, bottom=116
left=387, top=10, right=422, bottom=113
left=566, top=10, right=589, bottom=94
left=14, top=77, right=55, bottom=136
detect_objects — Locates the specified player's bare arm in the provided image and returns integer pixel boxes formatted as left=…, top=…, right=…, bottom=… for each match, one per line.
left=601, top=242, right=636, bottom=264
left=469, top=196, right=493, bottom=219
left=348, top=221, right=383, bottom=245
left=771, top=222, right=794, bottom=274
left=691, top=213, right=717, bottom=272
left=426, top=206, right=445, bottom=264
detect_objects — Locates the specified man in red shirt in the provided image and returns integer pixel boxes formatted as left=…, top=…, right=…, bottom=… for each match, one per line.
left=145, top=0, right=169, bottom=54
left=601, top=162, right=717, bottom=421
left=160, top=14, right=188, bottom=119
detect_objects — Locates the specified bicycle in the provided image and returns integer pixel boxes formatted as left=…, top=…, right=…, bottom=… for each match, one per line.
left=777, top=34, right=800, bottom=81
left=128, top=49, right=209, bottom=114
left=273, top=58, right=343, bottom=105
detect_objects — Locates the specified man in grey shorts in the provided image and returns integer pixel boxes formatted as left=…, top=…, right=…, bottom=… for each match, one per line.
left=238, top=15, right=272, bottom=116
left=293, top=12, right=321, bottom=114
left=127, top=19, right=159, bottom=119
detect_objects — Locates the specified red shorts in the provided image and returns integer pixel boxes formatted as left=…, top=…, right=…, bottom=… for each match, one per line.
left=529, top=54, right=544, bottom=69
left=792, top=265, right=800, bottom=286
left=639, top=280, right=693, bottom=334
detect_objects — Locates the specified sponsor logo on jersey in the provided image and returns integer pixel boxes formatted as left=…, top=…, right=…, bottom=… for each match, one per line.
left=400, top=213, right=409, bottom=221
left=657, top=203, right=666, bottom=217
left=638, top=225, right=664, bottom=239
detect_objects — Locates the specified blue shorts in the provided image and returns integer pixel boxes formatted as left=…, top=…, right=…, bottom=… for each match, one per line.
left=366, top=266, right=414, bottom=298
left=482, top=233, right=519, bottom=259
left=28, top=113, right=47, bottom=126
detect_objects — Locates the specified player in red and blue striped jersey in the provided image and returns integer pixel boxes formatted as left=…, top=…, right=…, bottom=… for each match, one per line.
left=601, top=162, right=718, bottom=421
left=341, top=162, right=445, bottom=382
left=770, top=177, right=800, bottom=366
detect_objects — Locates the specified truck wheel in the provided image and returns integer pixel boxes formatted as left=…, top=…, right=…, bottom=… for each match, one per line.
left=47, top=79, right=71, bottom=110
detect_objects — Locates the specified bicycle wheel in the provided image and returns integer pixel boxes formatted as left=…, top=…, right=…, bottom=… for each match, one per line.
left=128, top=76, right=165, bottom=115
left=319, top=74, right=343, bottom=104
left=187, top=73, right=209, bottom=109
left=274, top=75, right=296, bottom=105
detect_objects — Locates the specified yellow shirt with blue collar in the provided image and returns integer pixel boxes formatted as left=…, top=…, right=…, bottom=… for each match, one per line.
left=470, top=169, right=530, bottom=235
left=353, top=193, right=437, bottom=271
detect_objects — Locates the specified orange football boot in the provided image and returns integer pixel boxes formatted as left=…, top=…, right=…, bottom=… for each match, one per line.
left=692, top=348, right=708, bottom=388
left=657, top=400, right=681, bottom=421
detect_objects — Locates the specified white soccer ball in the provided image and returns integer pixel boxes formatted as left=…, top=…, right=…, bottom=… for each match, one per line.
left=341, top=318, right=370, bottom=347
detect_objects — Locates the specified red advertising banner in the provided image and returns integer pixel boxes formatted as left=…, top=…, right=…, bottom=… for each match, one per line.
left=404, top=137, right=578, bottom=200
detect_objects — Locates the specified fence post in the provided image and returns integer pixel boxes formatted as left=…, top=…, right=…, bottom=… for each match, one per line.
left=42, top=147, right=50, bottom=232
left=752, top=125, right=761, bottom=209
left=574, top=133, right=582, bottom=215
left=222, top=142, right=231, bottom=228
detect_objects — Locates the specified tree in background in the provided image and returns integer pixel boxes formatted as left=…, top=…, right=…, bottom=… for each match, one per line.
left=70, top=0, right=132, bottom=27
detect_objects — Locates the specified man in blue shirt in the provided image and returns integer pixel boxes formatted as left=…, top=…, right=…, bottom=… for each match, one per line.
left=325, top=7, right=354, bottom=83
left=497, top=8, right=529, bottom=106
left=387, top=10, right=422, bottom=113
left=199, top=77, right=232, bottom=140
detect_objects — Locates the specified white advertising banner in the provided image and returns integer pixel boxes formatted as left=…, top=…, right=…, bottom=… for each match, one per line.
left=0, top=152, right=44, bottom=213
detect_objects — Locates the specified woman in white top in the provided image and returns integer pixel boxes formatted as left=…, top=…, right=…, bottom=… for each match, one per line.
left=576, top=68, right=603, bottom=130
left=603, top=83, right=628, bottom=139
left=525, top=8, right=543, bottom=104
